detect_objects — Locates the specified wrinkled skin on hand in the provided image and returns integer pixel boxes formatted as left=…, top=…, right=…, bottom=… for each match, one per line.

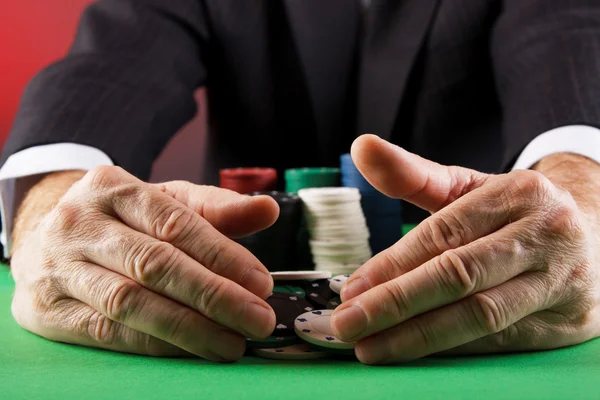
left=331, top=135, right=600, bottom=365
left=11, top=166, right=281, bottom=362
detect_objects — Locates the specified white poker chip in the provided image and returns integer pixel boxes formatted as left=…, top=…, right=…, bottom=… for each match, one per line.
left=295, top=309, right=355, bottom=350
left=329, top=274, right=351, bottom=295
left=271, top=271, right=332, bottom=281
left=252, top=344, right=328, bottom=360
left=298, top=187, right=361, bottom=203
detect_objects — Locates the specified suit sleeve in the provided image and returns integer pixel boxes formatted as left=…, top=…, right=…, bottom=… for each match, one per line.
left=1, top=0, right=209, bottom=179
left=491, top=0, right=600, bottom=170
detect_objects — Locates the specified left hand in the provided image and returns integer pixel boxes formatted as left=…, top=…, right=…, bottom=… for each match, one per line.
left=331, top=134, right=600, bottom=364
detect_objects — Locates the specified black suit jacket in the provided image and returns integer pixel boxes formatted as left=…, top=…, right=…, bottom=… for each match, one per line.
left=3, top=0, right=600, bottom=217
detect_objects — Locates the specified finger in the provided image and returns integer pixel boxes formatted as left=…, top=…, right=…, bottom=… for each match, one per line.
left=13, top=289, right=189, bottom=357
left=333, top=220, right=538, bottom=342
left=73, top=167, right=274, bottom=298
left=351, top=134, right=489, bottom=213
left=59, top=261, right=249, bottom=361
left=353, top=273, right=548, bottom=364
left=441, top=308, right=600, bottom=355
left=154, top=182, right=280, bottom=238
left=341, top=171, right=537, bottom=301
left=81, top=227, right=276, bottom=339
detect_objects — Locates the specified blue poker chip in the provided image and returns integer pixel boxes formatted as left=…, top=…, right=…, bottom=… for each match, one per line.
left=340, top=154, right=403, bottom=254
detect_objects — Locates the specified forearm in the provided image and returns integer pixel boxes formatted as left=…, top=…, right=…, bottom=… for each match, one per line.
left=12, top=171, right=85, bottom=256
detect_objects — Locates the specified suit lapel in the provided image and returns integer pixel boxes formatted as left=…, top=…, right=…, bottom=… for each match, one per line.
left=283, top=0, right=360, bottom=159
left=357, top=0, right=441, bottom=141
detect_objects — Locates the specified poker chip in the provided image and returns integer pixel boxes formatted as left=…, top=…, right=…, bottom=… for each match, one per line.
left=219, top=168, right=277, bottom=194
left=284, top=168, right=340, bottom=194
left=340, top=154, right=403, bottom=255
left=329, top=274, right=350, bottom=295
left=306, top=343, right=356, bottom=357
left=252, top=344, right=328, bottom=360
left=326, top=296, right=342, bottom=310
left=298, top=187, right=372, bottom=274
left=236, top=192, right=302, bottom=272
left=295, top=310, right=355, bottom=350
left=304, top=279, right=338, bottom=308
left=271, top=271, right=332, bottom=281
left=246, top=335, right=298, bottom=349
left=273, top=285, right=306, bottom=298
left=266, top=292, right=314, bottom=336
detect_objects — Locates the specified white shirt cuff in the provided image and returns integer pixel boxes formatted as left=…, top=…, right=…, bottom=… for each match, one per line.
left=512, top=125, right=600, bottom=170
left=0, top=143, right=114, bottom=258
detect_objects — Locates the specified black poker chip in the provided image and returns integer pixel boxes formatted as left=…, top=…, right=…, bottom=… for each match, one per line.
left=303, top=279, right=337, bottom=309
left=236, top=191, right=302, bottom=272
left=266, top=292, right=314, bottom=336
left=326, top=296, right=342, bottom=309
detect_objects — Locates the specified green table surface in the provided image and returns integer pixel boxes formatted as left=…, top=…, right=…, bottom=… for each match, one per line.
left=2, top=267, right=600, bottom=400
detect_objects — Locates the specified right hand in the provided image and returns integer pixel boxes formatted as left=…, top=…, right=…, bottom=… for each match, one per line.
left=10, top=166, right=279, bottom=361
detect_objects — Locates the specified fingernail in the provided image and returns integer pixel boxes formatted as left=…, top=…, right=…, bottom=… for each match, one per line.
left=332, top=305, right=368, bottom=341
left=241, top=302, right=275, bottom=339
left=341, top=278, right=371, bottom=302
left=241, top=268, right=273, bottom=298
left=356, top=334, right=390, bottom=365
left=210, top=329, right=245, bottom=361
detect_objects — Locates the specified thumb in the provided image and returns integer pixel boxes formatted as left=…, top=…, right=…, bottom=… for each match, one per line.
left=351, top=134, right=489, bottom=213
left=152, top=181, right=280, bottom=238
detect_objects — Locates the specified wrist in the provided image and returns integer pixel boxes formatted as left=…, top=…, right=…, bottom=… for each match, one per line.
left=533, top=153, right=600, bottom=220
left=12, top=170, right=86, bottom=256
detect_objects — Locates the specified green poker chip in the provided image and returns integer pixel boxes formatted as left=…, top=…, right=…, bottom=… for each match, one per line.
left=273, top=285, right=306, bottom=298
left=284, top=168, right=340, bottom=194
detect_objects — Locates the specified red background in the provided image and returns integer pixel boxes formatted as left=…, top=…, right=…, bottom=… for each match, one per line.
left=0, top=0, right=207, bottom=182
left=0, top=0, right=93, bottom=144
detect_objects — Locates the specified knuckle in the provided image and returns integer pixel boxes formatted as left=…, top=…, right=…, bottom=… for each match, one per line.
left=489, top=324, right=520, bottom=349
left=196, top=277, right=229, bottom=318
left=152, top=203, right=197, bottom=243
left=125, top=239, right=180, bottom=289
left=103, top=280, right=143, bottom=322
left=410, top=319, right=435, bottom=350
left=469, top=293, right=507, bottom=335
left=508, top=170, right=552, bottom=204
left=203, top=237, right=236, bottom=272
left=163, top=311, right=193, bottom=343
left=82, top=165, right=124, bottom=191
left=420, top=213, right=470, bottom=253
left=85, top=311, right=118, bottom=345
left=48, top=201, right=86, bottom=236
left=379, top=251, right=408, bottom=282
left=544, top=198, right=584, bottom=240
left=434, top=250, right=479, bottom=297
left=379, top=281, right=411, bottom=320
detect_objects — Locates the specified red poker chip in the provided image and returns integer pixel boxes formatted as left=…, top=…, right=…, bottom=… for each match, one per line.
left=219, top=168, right=277, bottom=194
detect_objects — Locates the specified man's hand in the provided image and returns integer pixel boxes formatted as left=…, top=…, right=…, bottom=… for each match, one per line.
left=10, top=166, right=280, bottom=361
left=331, top=134, right=600, bottom=364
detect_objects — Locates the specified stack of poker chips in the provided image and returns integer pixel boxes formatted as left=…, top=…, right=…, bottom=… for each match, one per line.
left=284, top=168, right=340, bottom=194
left=340, top=154, right=403, bottom=255
left=247, top=272, right=354, bottom=360
left=285, top=168, right=341, bottom=270
left=298, top=187, right=372, bottom=275
left=219, top=167, right=277, bottom=194
left=235, top=191, right=302, bottom=272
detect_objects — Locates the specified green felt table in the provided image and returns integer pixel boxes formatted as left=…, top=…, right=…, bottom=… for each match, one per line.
left=2, top=224, right=600, bottom=399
